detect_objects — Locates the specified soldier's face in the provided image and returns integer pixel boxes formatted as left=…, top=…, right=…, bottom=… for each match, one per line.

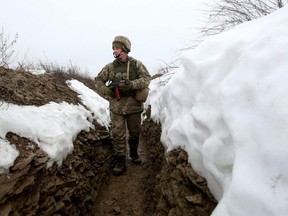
left=113, top=47, right=127, bottom=60
left=113, top=47, right=122, bottom=56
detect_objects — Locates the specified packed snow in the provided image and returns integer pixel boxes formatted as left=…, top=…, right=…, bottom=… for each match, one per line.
left=0, top=83, right=109, bottom=168
left=147, top=6, right=288, bottom=216
left=1, top=5, right=288, bottom=216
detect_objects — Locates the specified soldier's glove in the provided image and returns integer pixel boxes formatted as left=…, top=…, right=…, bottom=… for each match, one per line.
left=100, top=86, right=114, bottom=98
left=119, top=79, right=133, bottom=92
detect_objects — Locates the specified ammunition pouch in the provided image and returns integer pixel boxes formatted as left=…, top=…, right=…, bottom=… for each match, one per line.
left=135, top=87, right=149, bottom=102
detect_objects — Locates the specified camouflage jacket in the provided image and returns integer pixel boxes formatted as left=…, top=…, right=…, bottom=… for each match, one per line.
left=94, top=56, right=151, bottom=115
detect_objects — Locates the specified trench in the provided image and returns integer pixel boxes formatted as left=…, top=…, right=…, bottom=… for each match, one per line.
left=92, top=115, right=164, bottom=215
left=0, top=104, right=217, bottom=215
left=92, top=112, right=217, bottom=216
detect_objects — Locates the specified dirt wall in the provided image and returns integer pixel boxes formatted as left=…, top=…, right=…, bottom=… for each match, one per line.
left=141, top=113, right=218, bottom=216
left=0, top=124, right=112, bottom=216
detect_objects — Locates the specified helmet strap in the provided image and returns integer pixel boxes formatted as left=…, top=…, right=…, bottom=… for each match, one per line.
left=113, top=51, right=123, bottom=59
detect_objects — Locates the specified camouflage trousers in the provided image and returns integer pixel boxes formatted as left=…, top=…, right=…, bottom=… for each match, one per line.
left=110, top=111, right=142, bottom=156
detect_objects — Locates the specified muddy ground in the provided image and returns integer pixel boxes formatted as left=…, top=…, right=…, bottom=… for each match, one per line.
left=93, top=153, right=151, bottom=215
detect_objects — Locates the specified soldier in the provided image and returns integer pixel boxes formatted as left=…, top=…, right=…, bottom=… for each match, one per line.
left=95, top=36, right=151, bottom=176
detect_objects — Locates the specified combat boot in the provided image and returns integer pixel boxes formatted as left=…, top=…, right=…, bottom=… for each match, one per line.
left=129, top=139, right=141, bottom=165
left=112, top=155, right=126, bottom=176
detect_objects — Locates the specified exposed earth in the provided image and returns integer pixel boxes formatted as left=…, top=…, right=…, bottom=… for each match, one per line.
left=93, top=145, right=151, bottom=216
left=0, top=67, right=217, bottom=215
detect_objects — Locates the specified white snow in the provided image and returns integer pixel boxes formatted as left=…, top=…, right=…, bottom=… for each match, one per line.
left=0, top=80, right=109, bottom=167
left=146, top=6, right=288, bottom=216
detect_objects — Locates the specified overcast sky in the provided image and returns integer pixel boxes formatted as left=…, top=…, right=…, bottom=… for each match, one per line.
left=1, top=0, right=214, bottom=76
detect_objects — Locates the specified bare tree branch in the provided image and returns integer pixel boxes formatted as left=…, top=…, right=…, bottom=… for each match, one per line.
left=0, top=27, right=18, bottom=68
left=200, top=0, right=287, bottom=37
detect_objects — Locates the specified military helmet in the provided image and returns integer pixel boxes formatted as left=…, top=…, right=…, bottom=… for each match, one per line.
left=112, top=36, right=131, bottom=53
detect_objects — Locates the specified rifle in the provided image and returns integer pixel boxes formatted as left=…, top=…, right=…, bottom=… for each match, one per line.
left=108, top=79, right=121, bottom=100
left=108, top=79, right=131, bottom=101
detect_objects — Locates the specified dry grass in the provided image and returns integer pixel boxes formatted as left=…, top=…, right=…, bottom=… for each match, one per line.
left=38, top=61, right=96, bottom=90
